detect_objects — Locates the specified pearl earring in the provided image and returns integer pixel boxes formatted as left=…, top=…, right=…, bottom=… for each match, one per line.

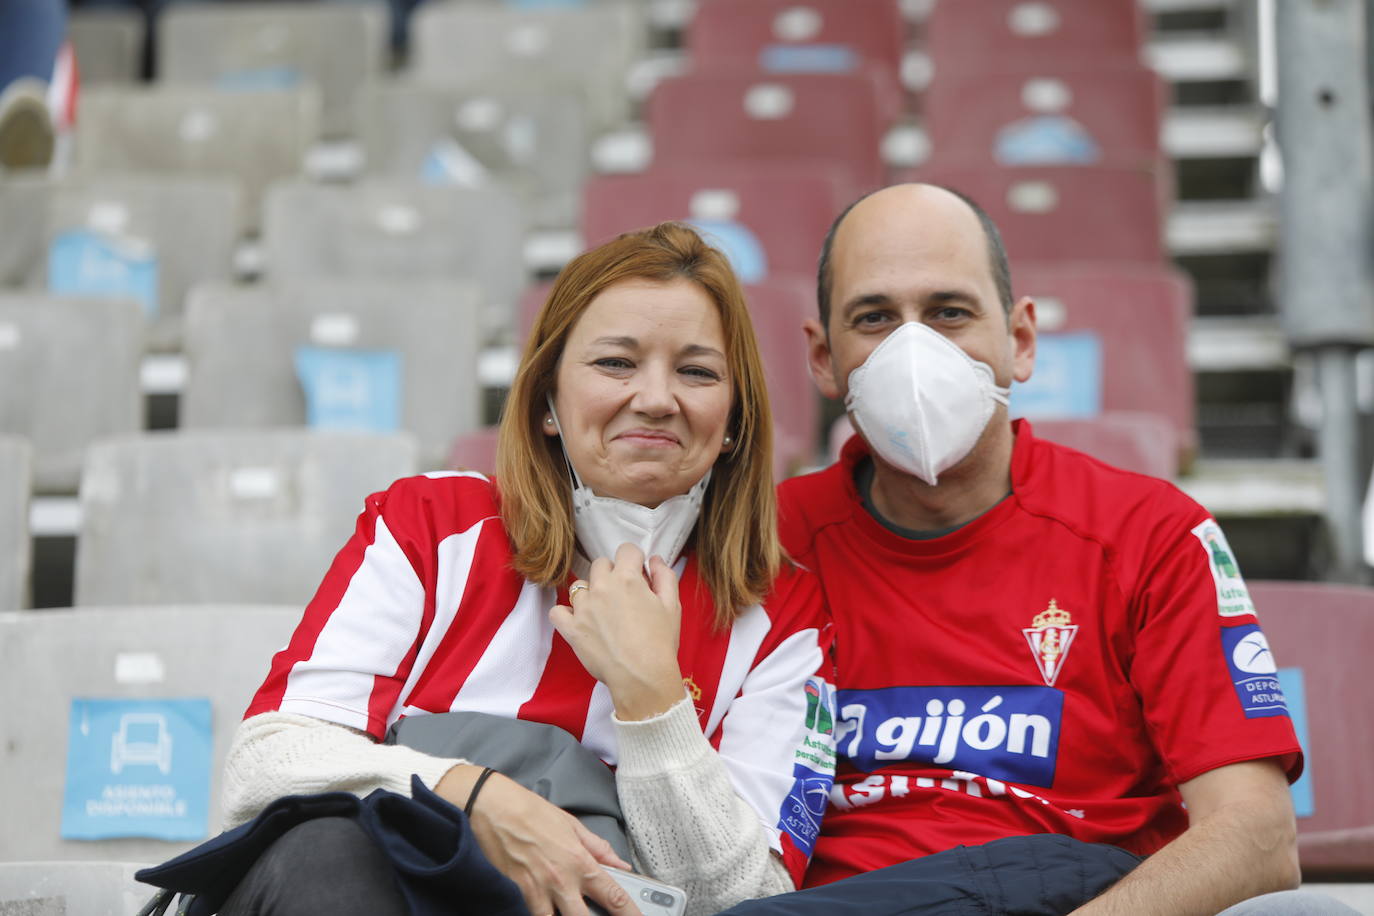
left=545, top=416, right=555, bottom=426
left=723, top=434, right=734, bottom=447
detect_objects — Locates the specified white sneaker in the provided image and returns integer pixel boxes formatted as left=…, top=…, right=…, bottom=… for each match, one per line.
left=0, top=78, right=55, bottom=171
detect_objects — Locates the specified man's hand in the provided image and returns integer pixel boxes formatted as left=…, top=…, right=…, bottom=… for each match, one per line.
left=437, top=765, right=641, bottom=916
left=550, top=544, right=685, bottom=721
left=1070, top=758, right=1299, bottom=915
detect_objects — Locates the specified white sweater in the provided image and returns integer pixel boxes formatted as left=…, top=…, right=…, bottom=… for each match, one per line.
left=222, top=697, right=794, bottom=915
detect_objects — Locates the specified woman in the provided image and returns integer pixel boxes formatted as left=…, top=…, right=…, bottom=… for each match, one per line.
left=219, top=222, right=835, bottom=915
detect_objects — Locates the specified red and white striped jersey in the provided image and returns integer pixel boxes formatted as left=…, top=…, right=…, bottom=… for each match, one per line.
left=245, top=471, right=837, bottom=882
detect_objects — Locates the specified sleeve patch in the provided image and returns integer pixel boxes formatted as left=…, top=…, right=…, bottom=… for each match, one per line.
left=1191, top=519, right=1256, bottom=617
left=1220, top=624, right=1291, bottom=719
left=775, top=677, right=837, bottom=856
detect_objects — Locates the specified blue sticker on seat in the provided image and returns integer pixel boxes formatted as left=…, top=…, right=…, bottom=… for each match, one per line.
left=48, top=229, right=159, bottom=318
left=294, top=346, right=403, bottom=433
left=686, top=219, right=768, bottom=284
left=835, top=685, right=1063, bottom=787
left=62, top=698, right=212, bottom=841
left=760, top=44, right=859, bottom=74
left=1220, top=624, right=1290, bottom=719
left=1009, top=331, right=1102, bottom=420
left=995, top=115, right=1102, bottom=166
left=217, top=67, right=303, bottom=91
left=1276, top=667, right=1313, bottom=817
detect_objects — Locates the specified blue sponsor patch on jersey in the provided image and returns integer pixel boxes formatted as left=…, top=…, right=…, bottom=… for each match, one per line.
left=835, top=685, right=1063, bottom=788
left=1220, top=624, right=1290, bottom=719
left=776, top=676, right=836, bottom=855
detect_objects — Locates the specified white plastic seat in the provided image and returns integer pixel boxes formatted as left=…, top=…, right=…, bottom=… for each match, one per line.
left=158, top=1, right=388, bottom=138
left=0, top=436, right=32, bottom=611
left=261, top=179, right=527, bottom=340
left=407, top=2, right=644, bottom=132
left=357, top=80, right=590, bottom=229
left=180, top=280, right=484, bottom=471
left=74, top=85, right=320, bottom=232
left=41, top=174, right=242, bottom=350
left=0, top=173, right=53, bottom=287
left=69, top=8, right=145, bottom=85
left=74, top=429, right=417, bottom=606
left=0, top=606, right=302, bottom=864
left=0, top=295, right=144, bottom=494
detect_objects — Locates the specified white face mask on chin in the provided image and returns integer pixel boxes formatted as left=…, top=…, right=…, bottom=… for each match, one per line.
left=844, top=322, right=1011, bottom=486
left=547, top=396, right=711, bottom=569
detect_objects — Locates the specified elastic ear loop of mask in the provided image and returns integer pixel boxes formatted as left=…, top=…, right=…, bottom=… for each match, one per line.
left=545, top=393, right=589, bottom=494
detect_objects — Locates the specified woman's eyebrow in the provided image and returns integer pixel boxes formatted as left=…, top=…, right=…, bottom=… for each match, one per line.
left=589, top=335, right=638, bottom=349
left=681, top=344, right=726, bottom=359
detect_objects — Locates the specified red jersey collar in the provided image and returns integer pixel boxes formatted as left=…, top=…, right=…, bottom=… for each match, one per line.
left=833, top=420, right=1035, bottom=557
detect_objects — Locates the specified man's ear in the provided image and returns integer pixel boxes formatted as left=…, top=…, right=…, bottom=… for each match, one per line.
left=1009, top=296, right=1037, bottom=384
left=803, top=318, right=842, bottom=400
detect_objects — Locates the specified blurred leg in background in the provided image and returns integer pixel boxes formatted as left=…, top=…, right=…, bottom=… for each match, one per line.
left=0, top=0, right=69, bottom=171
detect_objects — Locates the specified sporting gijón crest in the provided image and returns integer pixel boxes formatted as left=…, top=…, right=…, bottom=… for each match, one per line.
left=1022, top=600, right=1078, bottom=687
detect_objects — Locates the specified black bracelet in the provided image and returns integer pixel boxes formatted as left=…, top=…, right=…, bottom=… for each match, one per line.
left=464, top=766, right=497, bottom=816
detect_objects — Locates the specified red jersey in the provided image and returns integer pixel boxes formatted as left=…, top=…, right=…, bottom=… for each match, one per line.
left=778, top=422, right=1302, bottom=886
left=246, top=472, right=837, bottom=883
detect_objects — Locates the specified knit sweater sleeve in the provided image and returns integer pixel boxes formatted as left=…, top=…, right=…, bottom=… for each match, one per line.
left=220, top=711, right=464, bottom=828
left=614, top=697, right=795, bottom=916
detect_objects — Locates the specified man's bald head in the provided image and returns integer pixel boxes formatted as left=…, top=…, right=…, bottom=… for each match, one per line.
left=815, top=183, right=1014, bottom=329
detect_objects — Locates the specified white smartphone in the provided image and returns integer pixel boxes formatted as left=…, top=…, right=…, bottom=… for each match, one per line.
left=589, top=865, right=687, bottom=916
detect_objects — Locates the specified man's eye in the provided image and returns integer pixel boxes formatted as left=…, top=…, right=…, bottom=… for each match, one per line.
left=854, top=312, right=889, bottom=327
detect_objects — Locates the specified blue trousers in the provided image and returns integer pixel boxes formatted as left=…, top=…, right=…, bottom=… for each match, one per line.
left=715, top=834, right=1141, bottom=916
left=0, top=0, right=65, bottom=89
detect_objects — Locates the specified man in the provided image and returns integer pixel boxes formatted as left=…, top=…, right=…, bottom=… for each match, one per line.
left=724, top=184, right=1350, bottom=915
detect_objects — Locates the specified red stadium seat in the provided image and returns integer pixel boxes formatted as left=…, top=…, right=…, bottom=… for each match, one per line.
left=448, top=427, right=501, bottom=477
left=517, top=280, right=555, bottom=345
left=829, top=413, right=1177, bottom=479
left=745, top=276, right=822, bottom=474
left=925, top=0, right=1148, bottom=73
left=904, top=164, right=1167, bottom=263
left=647, top=72, right=889, bottom=195
left=581, top=163, right=851, bottom=280
left=1014, top=261, right=1195, bottom=452
left=1029, top=413, right=1179, bottom=478
left=1247, top=581, right=1374, bottom=876
left=924, top=64, right=1165, bottom=169
left=687, top=0, right=907, bottom=121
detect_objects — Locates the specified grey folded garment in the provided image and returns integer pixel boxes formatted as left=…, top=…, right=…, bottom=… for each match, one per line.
left=386, top=711, right=632, bottom=864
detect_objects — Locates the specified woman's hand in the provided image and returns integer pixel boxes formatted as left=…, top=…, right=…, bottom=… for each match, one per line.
left=437, top=765, right=641, bottom=916
left=550, top=544, right=685, bottom=721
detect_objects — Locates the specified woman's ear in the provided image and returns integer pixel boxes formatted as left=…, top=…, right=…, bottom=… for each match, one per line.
left=542, top=413, right=559, bottom=437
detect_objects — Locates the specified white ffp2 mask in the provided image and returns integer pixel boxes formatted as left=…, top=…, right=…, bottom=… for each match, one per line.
left=547, top=396, right=710, bottom=568
left=844, top=322, right=1010, bottom=485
